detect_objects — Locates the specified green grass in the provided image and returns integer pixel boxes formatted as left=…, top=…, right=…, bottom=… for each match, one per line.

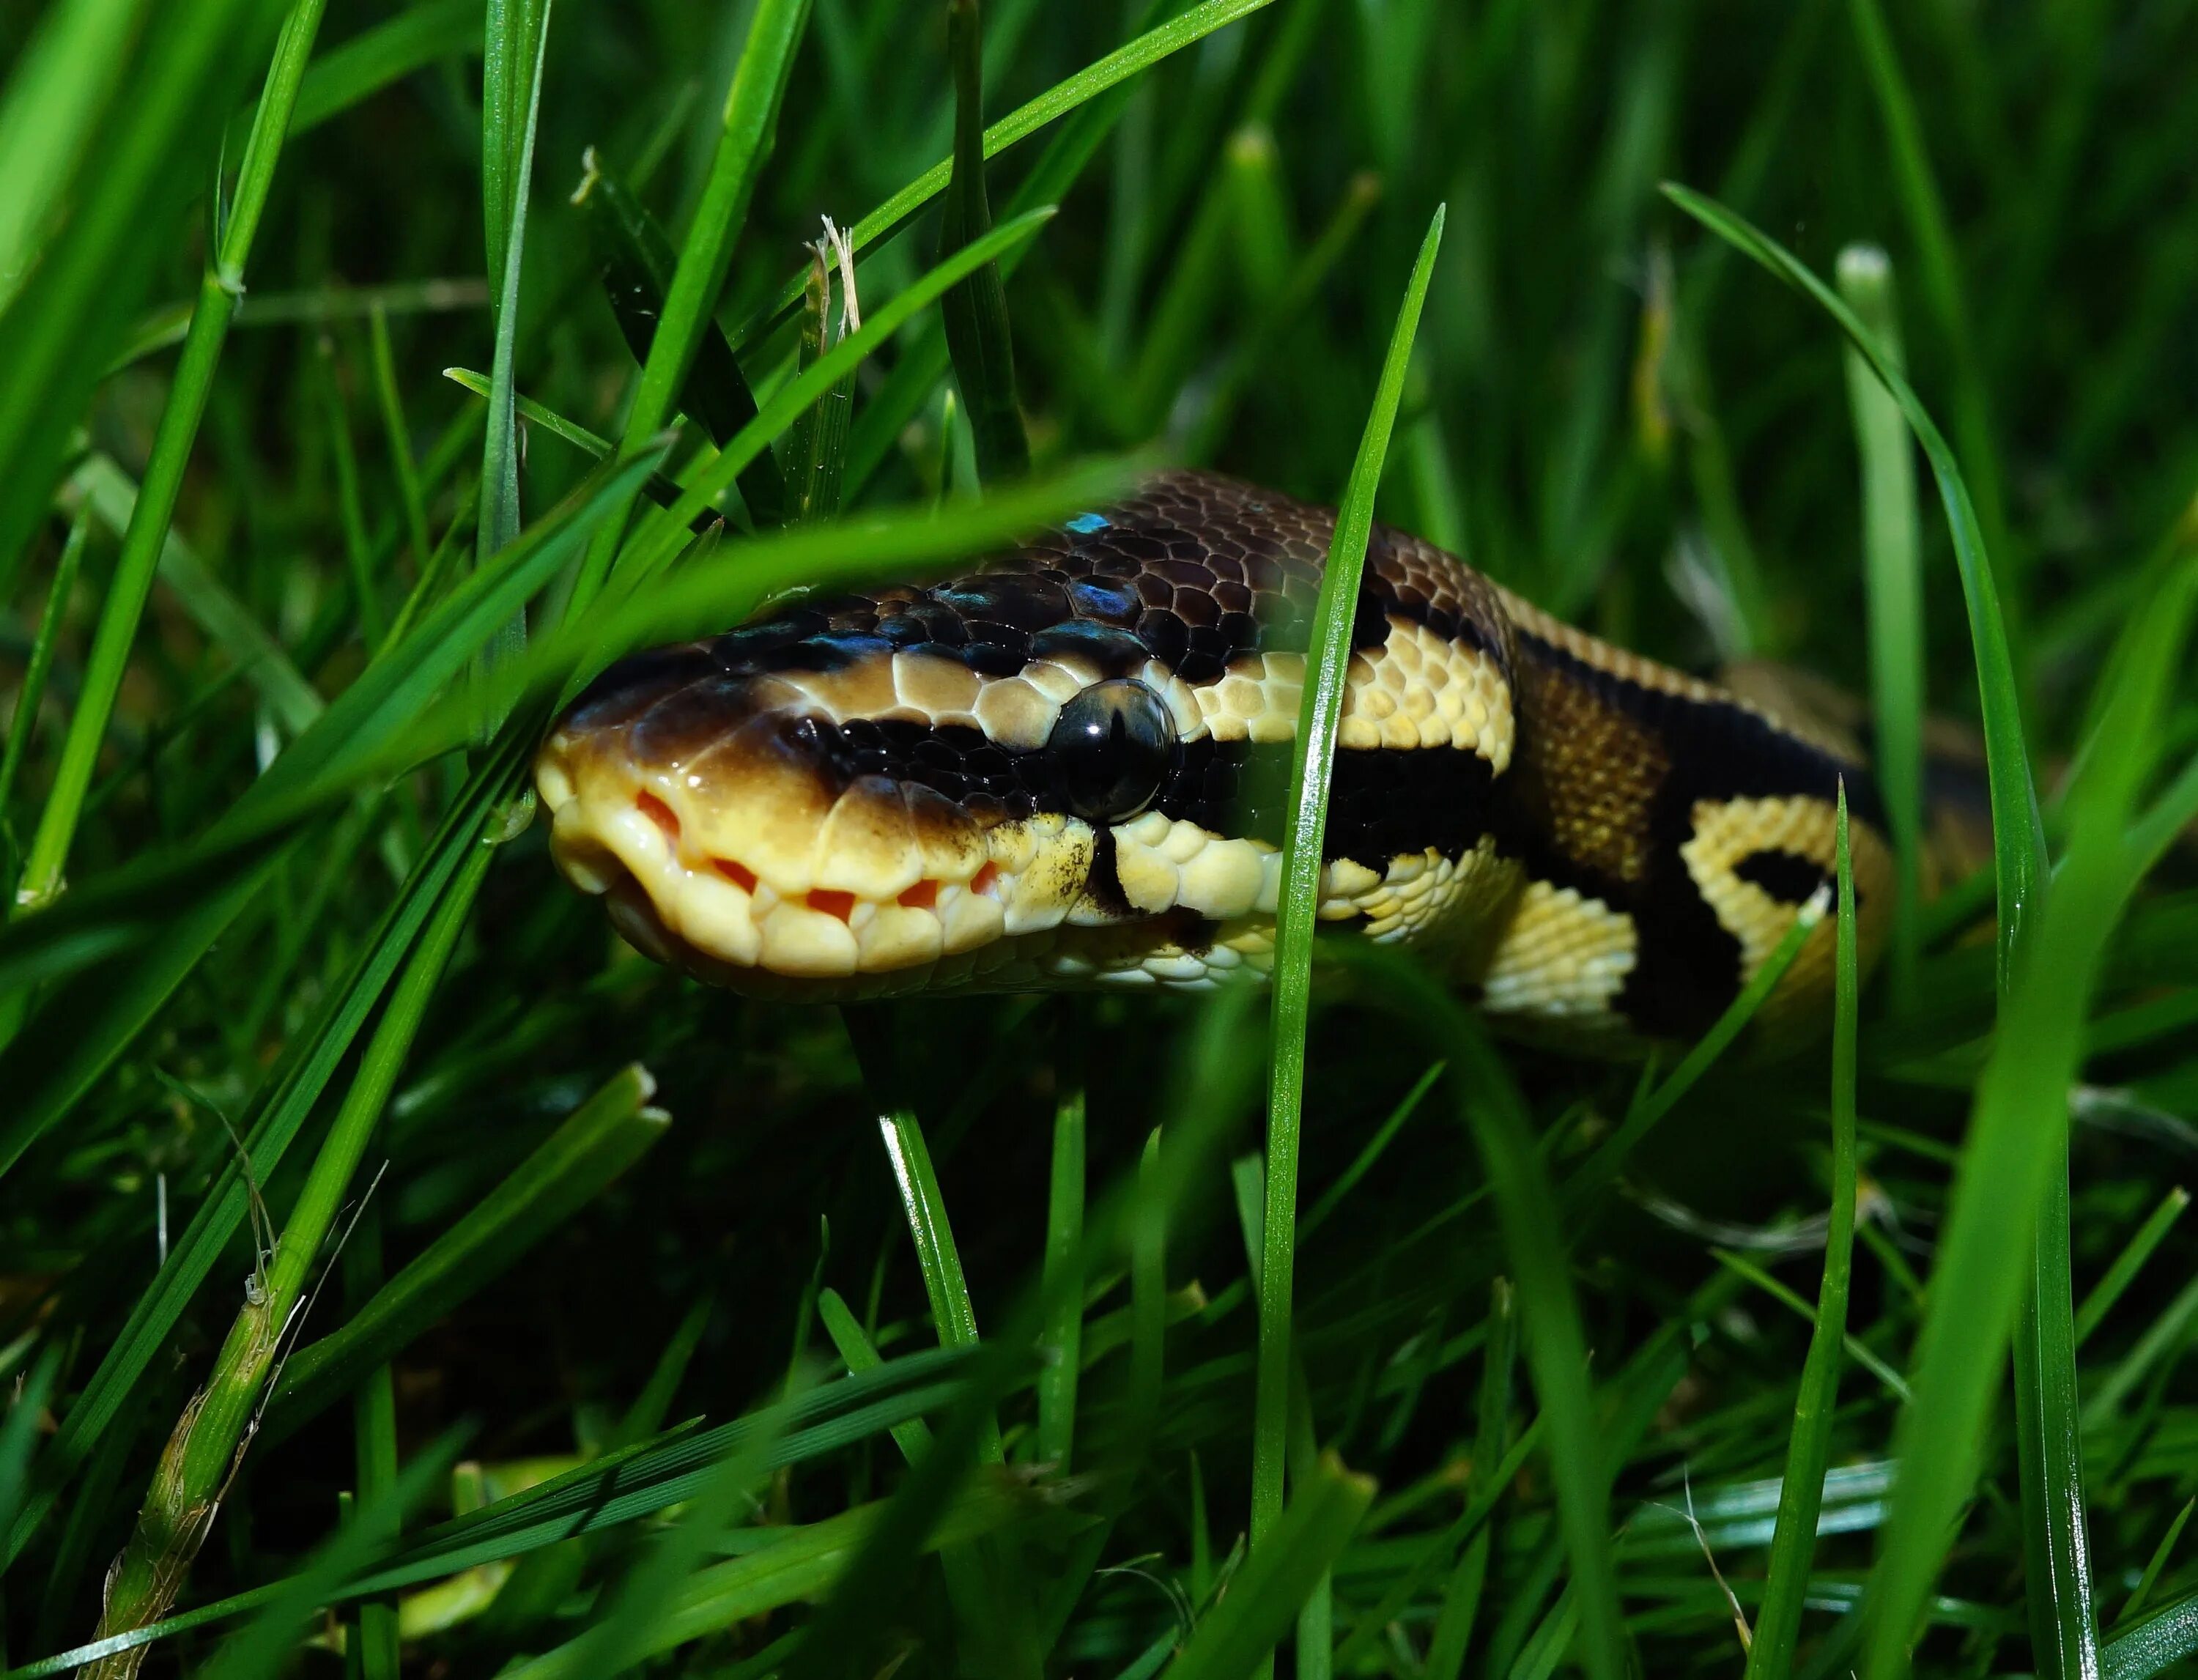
left=2, top=1, right=2198, bottom=1677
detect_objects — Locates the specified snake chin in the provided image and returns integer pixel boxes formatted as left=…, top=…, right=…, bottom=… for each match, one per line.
left=536, top=717, right=1128, bottom=987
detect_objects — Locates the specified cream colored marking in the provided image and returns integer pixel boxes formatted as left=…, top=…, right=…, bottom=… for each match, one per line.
left=1476, top=880, right=1638, bottom=1019
left=1681, top=794, right=1841, bottom=980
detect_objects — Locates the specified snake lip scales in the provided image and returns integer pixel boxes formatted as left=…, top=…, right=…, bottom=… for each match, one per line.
left=535, top=470, right=1892, bottom=1044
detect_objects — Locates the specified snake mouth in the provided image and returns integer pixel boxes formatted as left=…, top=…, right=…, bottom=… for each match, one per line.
left=533, top=652, right=1115, bottom=991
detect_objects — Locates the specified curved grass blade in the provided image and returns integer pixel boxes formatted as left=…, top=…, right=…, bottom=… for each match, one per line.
left=844, top=1008, right=1002, bottom=1465
left=2075, top=1188, right=2191, bottom=1348
left=1659, top=177, right=2142, bottom=1680
left=1662, top=182, right=2043, bottom=973
left=1251, top=207, right=1443, bottom=1636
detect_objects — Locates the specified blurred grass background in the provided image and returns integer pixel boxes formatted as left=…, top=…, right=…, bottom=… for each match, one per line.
left=1, top=0, right=2198, bottom=1675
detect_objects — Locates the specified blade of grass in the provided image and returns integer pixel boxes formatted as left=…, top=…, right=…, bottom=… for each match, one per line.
left=81, top=837, right=495, bottom=1673
left=939, top=0, right=1030, bottom=483
left=474, top=0, right=552, bottom=692
left=840, top=0, right=1191, bottom=496
left=1709, top=1250, right=1909, bottom=1403
left=0, top=1343, right=63, bottom=1542
left=1166, top=1454, right=1375, bottom=1680
left=1744, top=789, right=1862, bottom=1677
left=1661, top=183, right=2043, bottom=974
left=1, top=722, right=536, bottom=1562
left=319, top=333, right=385, bottom=651
left=1037, top=1002, right=1087, bottom=1470
left=2102, top=1591, right=2198, bottom=1680
left=344, top=1199, right=401, bottom=1680
left=1858, top=559, right=2193, bottom=1673
left=1328, top=936, right=1624, bottom=1680
left=599, top=207, right=1059, bottom=593
left=1422, top=1280, right=1517, bottom=1680
left=723, top=0, right=1279, bottom=351
left=0, top=0, right=286, bottom=585
left=1251, top=208, right=1443, bottom=1633
left=1660, top=179, right=2161, bottom=1680
left=2013, top=1152, right=2103, bottom=1680
left=1299, top=1061, right=1442, bottom=1241
left=71, top=454, right=324, bottom=736
left=2117, top=1499, right=2196, bottom=1631
left=845, top=1008, right=1002, bottom=1466
left=14, top=0, right=331, bottom=908
left=2075, top=1188, right=2190, bottom=1348
left=503, top=1473, right=1049, bottom=1680
left=274, top=0, right=479, bottom=141
left=266, top=1066, right=670, bottom=1437
left=15, top=1354, right=985, bottom=1676
left=369, top=302, right=434, bottom=581
left=1843, top=0, right=2014, bottom=592
left=574, top=150, right=784, bottom=522
left=564, top=0, right=813, bottom=615
left=1837, top=245, right=1925, bottom=1013
left=0, top=506, right=87, bottom=828
left=0, top=0, right=149, bottom=311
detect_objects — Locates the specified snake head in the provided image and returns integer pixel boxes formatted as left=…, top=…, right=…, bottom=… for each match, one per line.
left=533, top=473, right=1520, bottom=999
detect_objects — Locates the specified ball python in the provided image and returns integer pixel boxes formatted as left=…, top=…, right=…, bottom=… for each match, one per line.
left=534, top=470, right=1894, bottom=1048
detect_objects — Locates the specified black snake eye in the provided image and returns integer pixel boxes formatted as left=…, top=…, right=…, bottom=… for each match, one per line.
left=1046, top=678, right=1175, bottom=822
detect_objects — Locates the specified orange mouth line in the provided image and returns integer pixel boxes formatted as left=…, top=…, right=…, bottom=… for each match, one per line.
left=628, top=795, right=1007, bottom=928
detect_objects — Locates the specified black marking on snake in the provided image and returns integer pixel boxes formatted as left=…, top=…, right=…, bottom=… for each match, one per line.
left=1081, top=825, right=1133, bottom=919
left=765, top=712, right=1504, bottom=873
left=1734, top=850, right=1833, bottom=906
left=1506, top=632, right=1883, bottom=1038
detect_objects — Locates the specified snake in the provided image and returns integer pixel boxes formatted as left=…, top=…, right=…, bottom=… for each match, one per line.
left=533, top=470, right=1895, bottom=1048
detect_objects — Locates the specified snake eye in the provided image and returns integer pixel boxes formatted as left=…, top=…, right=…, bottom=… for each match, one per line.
left=1047, top=678, right=1175, bottom=822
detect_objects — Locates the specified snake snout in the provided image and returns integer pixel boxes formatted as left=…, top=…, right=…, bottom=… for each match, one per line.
left=534, top=648, right=1103, bottom=988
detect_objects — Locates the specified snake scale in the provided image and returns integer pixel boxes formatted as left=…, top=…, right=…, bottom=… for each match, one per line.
left=534, top=470, right=1894, bottom=1048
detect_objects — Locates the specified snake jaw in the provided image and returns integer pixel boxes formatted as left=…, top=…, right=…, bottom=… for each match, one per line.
left=535, top=695, right=1125, bottom=988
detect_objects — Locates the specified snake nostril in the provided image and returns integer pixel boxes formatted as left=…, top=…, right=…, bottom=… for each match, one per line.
left=636, top=791, right=681, bottom=845
left=714, top=857, right=758, bottom=892
left=897, top=880, right=939, bottom=910
left=808, top=889, right=856, bottom=922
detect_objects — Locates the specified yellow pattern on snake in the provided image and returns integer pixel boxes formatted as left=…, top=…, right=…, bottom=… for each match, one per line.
left=534, top=470, right=1892, bottom=1050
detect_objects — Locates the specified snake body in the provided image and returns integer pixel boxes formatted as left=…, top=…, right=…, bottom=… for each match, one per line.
left=535, top=470, right=1892, bottom=1047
